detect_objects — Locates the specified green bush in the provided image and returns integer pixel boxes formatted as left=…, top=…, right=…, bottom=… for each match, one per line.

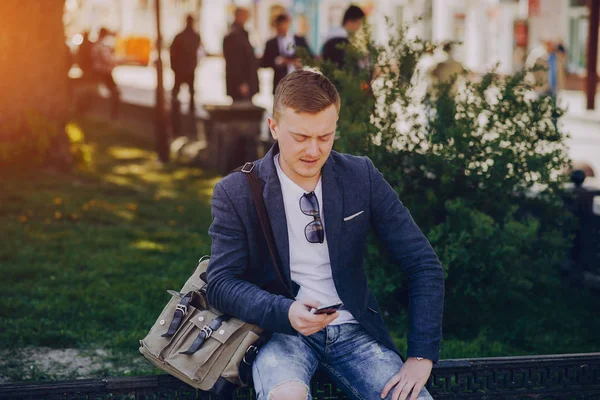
left=304, top=23, right=574, bottom=339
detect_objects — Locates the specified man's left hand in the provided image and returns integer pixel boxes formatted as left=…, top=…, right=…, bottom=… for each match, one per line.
left=380, top=357, right=432, bottom=400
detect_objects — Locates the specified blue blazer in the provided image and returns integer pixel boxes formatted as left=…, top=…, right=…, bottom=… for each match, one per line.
left=207, top=143, right=444, bottom=362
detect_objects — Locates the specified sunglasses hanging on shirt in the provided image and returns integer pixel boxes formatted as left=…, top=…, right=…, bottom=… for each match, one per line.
left=299, top=192, right=325, bottom=244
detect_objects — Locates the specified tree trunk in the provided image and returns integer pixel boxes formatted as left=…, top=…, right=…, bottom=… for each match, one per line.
left=0, top=1, right=72, bottom=171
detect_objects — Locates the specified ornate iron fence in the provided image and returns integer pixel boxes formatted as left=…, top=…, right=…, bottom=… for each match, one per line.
left=564, top=172, right=600, bottom=287
left=1, top=353, right=599, bottom=399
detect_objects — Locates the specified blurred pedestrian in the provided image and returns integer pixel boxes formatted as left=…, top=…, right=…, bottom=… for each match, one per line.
left=170, top=14, right=202, bottom=118
left=261, top=13, right=313, bottom=94
left=526, top=40, right=556, bottom=97
left=76, top=31, right=94, bottom=77
left=546, top=40, right=558, bottom=97
left=321, top=5, right=365, bottom=70
left=526, top=40, right=560, bottom=128
left=91, top=27, right=120, bottom=119
left=71, top=31, right=95, bottom=114
left=223, top=7, right=259, bottom=102
left=556, top=41, right=567, bottom=92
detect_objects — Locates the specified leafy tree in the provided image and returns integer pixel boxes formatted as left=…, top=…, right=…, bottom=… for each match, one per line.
left=0, top=1, right=72, bottom=171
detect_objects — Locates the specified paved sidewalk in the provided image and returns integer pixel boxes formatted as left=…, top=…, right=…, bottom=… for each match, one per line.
left=110, top=57, right=274, bottom=118
left=558, top=91, right=600, bottom=186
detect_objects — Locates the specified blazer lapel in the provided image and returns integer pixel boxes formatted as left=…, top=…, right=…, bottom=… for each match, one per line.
left=257, top=145, right=343, bottom=290
left=322, top=156, right=343, bottom=275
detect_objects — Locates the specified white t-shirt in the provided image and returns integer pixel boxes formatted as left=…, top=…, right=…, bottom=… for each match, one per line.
left=274, top=154, right=357, bottom=325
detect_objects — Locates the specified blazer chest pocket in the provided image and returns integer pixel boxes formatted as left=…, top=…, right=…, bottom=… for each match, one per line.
left=341, top=210, right=369, bottom=245
left=343, top=210, right=365, bottom=223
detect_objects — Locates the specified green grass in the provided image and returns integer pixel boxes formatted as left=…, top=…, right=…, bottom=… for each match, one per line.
left=0, top=117, right=220, bottom=380
left=0, top=117, right=598, bottom=382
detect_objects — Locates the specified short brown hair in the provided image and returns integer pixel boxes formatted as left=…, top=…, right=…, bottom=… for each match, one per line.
left=274, top=13, right=290, bottom=25
left=273, top=70, right=340, bottom=120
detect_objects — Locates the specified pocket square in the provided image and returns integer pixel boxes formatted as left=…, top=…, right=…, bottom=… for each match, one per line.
left=343, top=211, right=364, bottom=221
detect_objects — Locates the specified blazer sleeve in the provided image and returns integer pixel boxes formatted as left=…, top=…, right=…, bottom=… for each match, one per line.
left=169, top=34, right=181, bottom=72
left=296, top=36, right=313, bottom=59
left=206, top=181, right=296, bottom=335
left=365, top=157, right=445, bottom=363
left=261, top=39, right=277, bottom=69
left=223, top=34, right=245, bottom=87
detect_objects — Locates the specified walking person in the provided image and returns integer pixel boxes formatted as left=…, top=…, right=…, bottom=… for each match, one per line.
left=321, top=5, right=365, bottom=70
left=71, top=31, right=95, bottom=114
left=261, top=13, right=313, bottom=94
left=170, top=14, right=202, bottom=117
left=546, top=41, right=559, bottom=97
left=91, top=27, right=121, bottom=119
left=207, top=70, right=443, bottom=400
left=555, top=41, right=567, bottom=93
left=526, top=39, right=556, bottom=98
left=223, top=7, right=259, bottom=102
left=76, top=31, right=94, bottom=77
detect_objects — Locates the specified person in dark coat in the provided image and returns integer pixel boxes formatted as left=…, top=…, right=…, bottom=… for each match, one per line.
left=91, top=27, right=121, bottom=119
left=321, top=5, right=365, bottom=69
left=76, top=31, right=94, bottom=76
left=170, top=14, right=202, bottom=113
left=223, top=7, right=259, bottom=102
left=261, top=13, right=313, bottom=94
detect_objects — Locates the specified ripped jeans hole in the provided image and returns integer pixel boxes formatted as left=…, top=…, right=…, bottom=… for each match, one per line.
left=267, top=379, right=310, bottom=400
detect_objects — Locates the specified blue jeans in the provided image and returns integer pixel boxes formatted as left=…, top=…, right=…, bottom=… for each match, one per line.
left=252, top=323, right=434, bottom=400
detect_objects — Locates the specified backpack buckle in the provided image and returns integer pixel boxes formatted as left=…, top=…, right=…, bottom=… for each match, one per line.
left=175, top=304, right=188, bottom=316
left=241, top=162, right=254, bottom=173
left=242, top=345, right=259, bottom=365
left=201, top=326, right=214, bottom=338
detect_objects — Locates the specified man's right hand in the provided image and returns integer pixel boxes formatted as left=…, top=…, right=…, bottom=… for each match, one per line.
left=288, top=299, right=339, bottom=336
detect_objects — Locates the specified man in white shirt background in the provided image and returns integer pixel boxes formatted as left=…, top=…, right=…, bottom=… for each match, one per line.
left=261, top=13, right=313, bottom=94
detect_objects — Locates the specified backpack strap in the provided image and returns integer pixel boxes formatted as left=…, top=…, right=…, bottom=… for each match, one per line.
left=237, top=162, right=294, bottom=299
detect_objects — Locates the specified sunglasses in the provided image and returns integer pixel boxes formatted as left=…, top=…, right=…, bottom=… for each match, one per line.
left=299, top=192, right=325, bottom=244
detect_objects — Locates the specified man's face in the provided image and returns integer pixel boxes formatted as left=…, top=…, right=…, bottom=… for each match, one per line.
left=268, top=105, right=338, bottom=183
left=236, top=9, right=249, bottom=25
left=276, top=20, right=290, bottom=36
left=345, top=19, right=363, bottom=33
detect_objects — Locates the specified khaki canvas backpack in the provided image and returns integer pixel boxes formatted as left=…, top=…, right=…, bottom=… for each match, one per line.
left=139, top=163, right=293, bottom=398
left=139, top=257, right=265, bottom=396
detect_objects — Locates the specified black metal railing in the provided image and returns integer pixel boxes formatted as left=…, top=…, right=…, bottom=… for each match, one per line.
left=565, top=172, right=600, bottom=284
left=1, top=353, right=599, bottom=399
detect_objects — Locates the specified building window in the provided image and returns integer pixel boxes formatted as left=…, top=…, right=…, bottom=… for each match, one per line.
left=570, top=0, right=588, bottom=7
left=568, top=14, right=588, bottom=73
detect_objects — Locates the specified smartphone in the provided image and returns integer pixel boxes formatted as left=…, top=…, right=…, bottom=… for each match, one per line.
left=312, top=302, right=343, bottom=315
